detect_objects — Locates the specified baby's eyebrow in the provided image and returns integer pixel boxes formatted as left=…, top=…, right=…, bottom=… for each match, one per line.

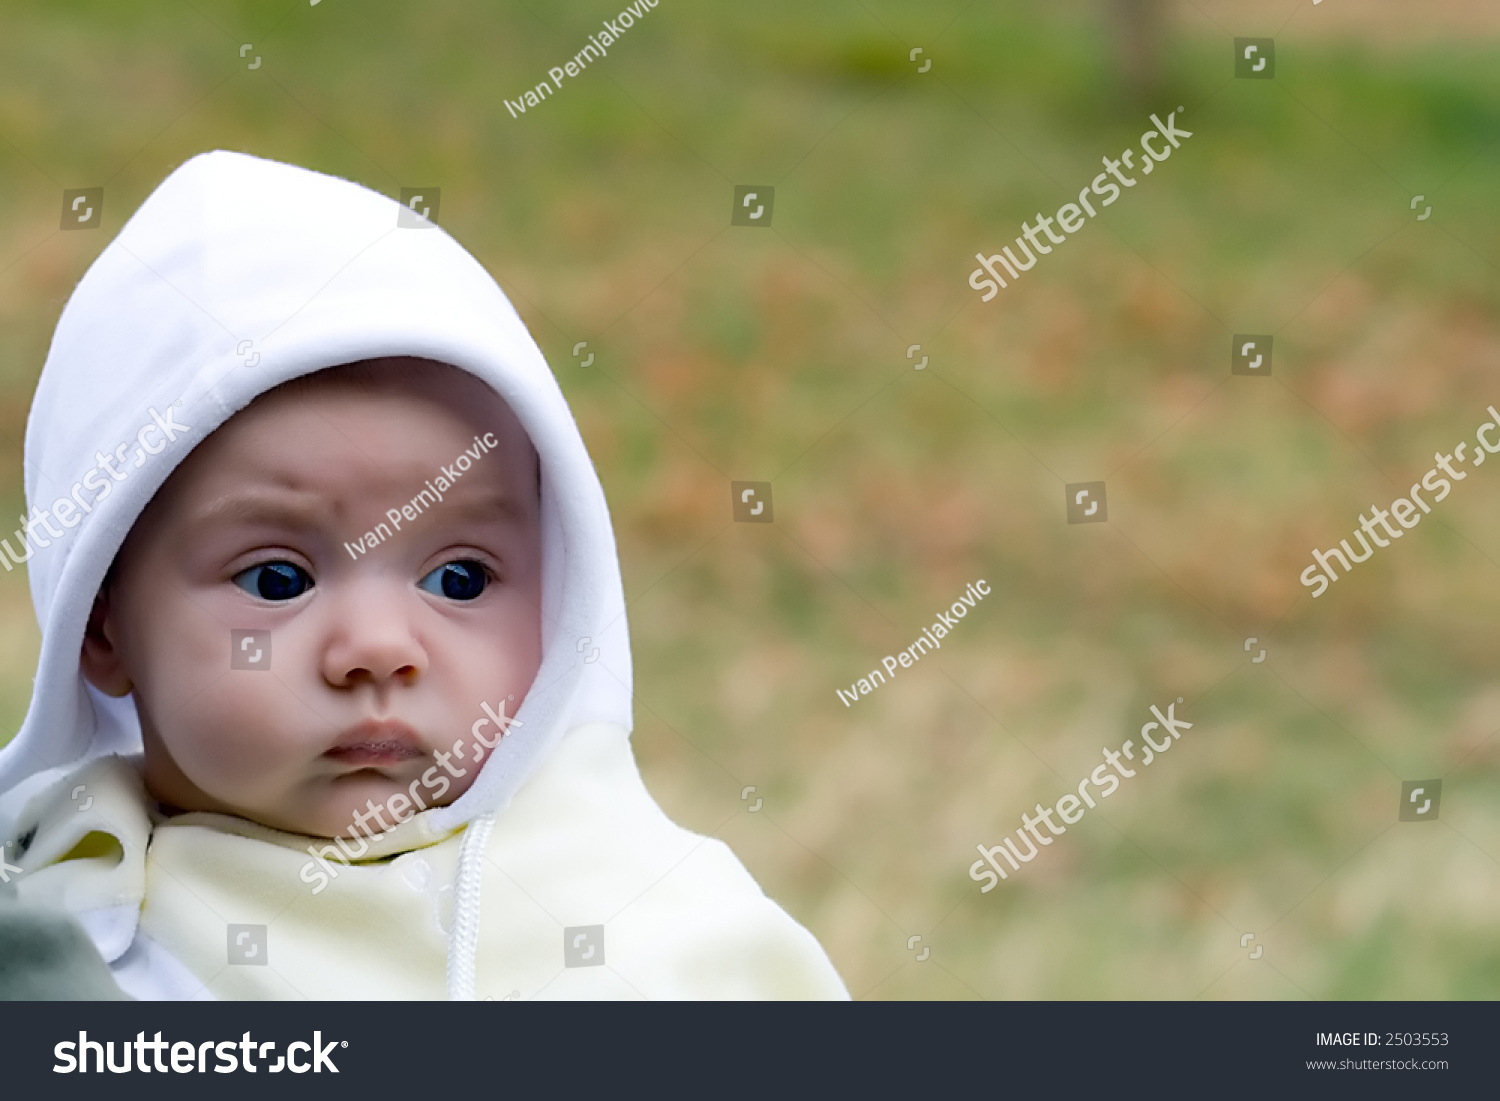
left=439, top=491, right=531, bottom=525
left=194, top=489, right=531, bottom=534
left=191, top=491, right=328, bottom=530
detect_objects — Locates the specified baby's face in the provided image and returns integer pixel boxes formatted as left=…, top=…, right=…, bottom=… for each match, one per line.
left=80, top=360, right=543, bottom=838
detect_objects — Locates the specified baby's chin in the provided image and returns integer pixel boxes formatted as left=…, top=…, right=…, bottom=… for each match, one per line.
left=293, top=773, right=459, bottom=840
left=159, top=778, right=439, bottom=841
left=145, top=741, right=470, bottom=838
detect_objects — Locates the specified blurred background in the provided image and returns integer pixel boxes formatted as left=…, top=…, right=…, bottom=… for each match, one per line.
left=1, top=0, right=1498, bottom=998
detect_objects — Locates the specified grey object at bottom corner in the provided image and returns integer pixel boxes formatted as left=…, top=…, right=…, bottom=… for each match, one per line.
left=0, top=891, right=130, bottom=1001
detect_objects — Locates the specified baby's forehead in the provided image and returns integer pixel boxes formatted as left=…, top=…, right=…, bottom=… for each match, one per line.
left=247, top=358, right=530, bottom=447
left=256, top=356, right=501, bottom=414
left=146, top=357, right=541, bottom=519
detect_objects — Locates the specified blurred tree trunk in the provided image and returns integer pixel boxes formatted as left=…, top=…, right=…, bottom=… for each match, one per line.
left=1107, top=0, right=1165, bottom=104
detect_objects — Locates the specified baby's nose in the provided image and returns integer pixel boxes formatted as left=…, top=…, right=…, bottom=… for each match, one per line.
left=320, top=584, right=426, bottom=687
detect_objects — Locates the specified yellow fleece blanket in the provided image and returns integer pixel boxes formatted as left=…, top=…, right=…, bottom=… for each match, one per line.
left=8, top=722, right=847, bottom=1000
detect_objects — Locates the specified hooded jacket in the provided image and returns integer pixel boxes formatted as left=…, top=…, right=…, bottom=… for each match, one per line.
left=0, top=150, right=847, bottom=1000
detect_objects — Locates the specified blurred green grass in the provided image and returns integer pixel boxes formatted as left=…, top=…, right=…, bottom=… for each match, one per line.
left=1, top=0, right=1499, bottom=998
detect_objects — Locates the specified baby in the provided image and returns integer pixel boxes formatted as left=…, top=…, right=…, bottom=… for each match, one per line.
left=83, top=359, right=542, bottom=844
left=0, top=151, right=846, bottom=1000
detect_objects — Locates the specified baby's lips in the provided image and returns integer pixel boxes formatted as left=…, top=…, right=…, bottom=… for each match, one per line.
left=325, top=718, right=426, bottom=765
left=323, top=740, right=425, bottom=766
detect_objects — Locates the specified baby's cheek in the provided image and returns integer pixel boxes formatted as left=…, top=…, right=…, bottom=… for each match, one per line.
left=164, top=679, right=311, bottom=799
left=489, top=594, right=543, bottom=683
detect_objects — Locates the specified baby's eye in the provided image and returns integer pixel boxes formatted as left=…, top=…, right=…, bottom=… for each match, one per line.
left=418, top=560, right=488, bottom=601
left=233, top=561, right=314, bottom=601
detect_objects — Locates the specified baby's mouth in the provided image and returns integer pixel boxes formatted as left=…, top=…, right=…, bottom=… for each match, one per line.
left=324, top=740, right=425, bottom=766
left=325, top=720, right=426, bottom=767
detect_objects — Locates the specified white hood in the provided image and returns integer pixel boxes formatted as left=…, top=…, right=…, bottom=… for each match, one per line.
left=0, top=149, right=632, bottom=833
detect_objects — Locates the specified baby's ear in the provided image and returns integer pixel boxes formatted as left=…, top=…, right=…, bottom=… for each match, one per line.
left=79, top=589, right=132, bottom=697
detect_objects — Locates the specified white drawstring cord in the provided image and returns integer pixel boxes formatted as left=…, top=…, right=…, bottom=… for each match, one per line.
left=446, top=810, right=496, bottom=1000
